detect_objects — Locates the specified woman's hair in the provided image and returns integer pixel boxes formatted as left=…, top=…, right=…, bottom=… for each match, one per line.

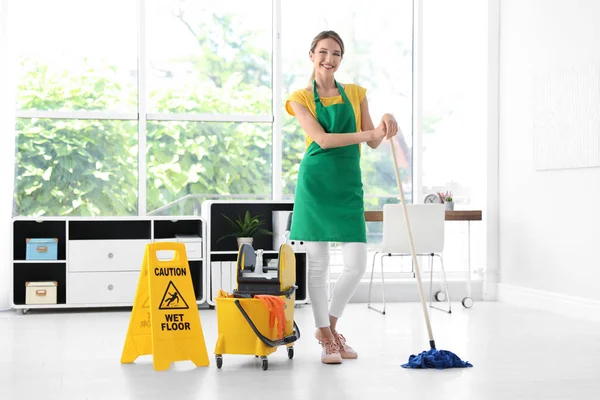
left=309, top=30, right=345, bottom=83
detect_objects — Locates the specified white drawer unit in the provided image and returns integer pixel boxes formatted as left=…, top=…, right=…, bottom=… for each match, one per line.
left=68, top=239, right=151, bottom=272
left=11, top=216, right=206, bottom=312
left=68, top=271, right=139, bottom=305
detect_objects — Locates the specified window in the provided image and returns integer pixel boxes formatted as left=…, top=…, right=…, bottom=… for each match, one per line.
left=12, top=1, right=414, bottom=218
left=11, top=0, right=274, bottom=216
left=12, top=0, right=138, bottom=216
left=14, top=0, right=137, bottom=113
left=146, top=0, right=272, bottom=116
left=15, top=119, right=138, bottom=216
left=146, top=121, right=272, bottom=214
left=422, top=0, right=486, bottom=208
left=421, top=0, right=487, bottom=274
left=145, top=0, right=273, bottom=214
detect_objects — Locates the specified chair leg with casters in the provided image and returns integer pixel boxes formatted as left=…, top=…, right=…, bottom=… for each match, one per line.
left=429, top=253, right=452, bottom=314
left=429, top=254, right=440, bottom=303
left=367, top=252, right=386, bottom=314
left=429, top=254, right=447, bottom=304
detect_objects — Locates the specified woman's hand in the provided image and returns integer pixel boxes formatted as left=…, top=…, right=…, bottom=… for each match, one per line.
left=370, top=121, right=387, bottom=142
left=381, top=113, right=398, bottom=139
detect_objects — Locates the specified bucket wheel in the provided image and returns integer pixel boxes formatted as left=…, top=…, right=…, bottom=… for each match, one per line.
left=260, top=356, right=268, bottom=371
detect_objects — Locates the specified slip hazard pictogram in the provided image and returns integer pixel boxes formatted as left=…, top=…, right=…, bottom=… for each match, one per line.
left=158, top=281, right=189, bottom=310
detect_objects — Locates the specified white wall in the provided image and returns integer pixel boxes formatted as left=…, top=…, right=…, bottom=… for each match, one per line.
left=499, top=0, right=600, bottom=301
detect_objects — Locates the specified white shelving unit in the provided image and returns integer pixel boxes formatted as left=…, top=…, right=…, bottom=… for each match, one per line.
left=11, top=216, right=206, bottom=313
left=201, top=200, right=308, bottom=306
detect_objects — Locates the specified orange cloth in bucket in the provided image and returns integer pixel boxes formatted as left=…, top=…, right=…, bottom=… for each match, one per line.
left=255, top=295, right=287, bottom=339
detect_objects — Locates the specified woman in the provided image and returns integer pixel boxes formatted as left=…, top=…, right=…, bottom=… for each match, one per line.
left=286, top=30, right=399, bottom=364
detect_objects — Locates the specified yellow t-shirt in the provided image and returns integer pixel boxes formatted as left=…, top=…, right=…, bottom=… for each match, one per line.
left=285, top=83, right=367, bottom=148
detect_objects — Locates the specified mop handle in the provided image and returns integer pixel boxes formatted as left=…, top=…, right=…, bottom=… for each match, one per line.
left=389, top=139, right=436, bottom=347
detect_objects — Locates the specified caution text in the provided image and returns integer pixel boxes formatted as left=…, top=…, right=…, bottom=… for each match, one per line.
left=154, top=267, right=187, bottom=277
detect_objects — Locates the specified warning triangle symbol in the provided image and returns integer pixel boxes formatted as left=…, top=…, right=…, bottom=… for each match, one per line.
left=158, top=281, right=189, bottom=310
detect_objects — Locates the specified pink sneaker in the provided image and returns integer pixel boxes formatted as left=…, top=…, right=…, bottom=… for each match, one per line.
left=315, top=332, right=342, bottom=364
left=333, top=332, right=358, bottom=359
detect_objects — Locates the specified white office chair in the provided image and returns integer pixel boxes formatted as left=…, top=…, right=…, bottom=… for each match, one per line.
left=367, top=203, right=452, bottom=314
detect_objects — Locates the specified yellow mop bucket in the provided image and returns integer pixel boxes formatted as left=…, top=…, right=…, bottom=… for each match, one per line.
left=214, top=243, right=300, bottom=371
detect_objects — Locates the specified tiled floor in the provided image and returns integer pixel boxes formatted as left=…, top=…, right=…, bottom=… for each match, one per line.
left=1, top=301, right=599, bottom=400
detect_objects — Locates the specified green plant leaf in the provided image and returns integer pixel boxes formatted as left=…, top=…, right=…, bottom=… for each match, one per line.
left=217, top=211, right=272, bottom=242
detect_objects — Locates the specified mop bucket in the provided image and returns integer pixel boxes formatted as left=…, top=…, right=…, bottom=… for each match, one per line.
left=214, top=242, right=300, bottom=370
left=214, top=293, right=299, bottom=370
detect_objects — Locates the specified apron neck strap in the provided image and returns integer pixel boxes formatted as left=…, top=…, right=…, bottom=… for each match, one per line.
left=312, top=79, right=350, bottom=104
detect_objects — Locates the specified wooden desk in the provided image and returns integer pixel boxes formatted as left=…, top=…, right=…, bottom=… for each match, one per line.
left=364, top=210, right=482, bottom=222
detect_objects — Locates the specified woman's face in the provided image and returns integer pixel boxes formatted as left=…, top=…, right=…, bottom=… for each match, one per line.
left=310, top=38, right=342, bottom=76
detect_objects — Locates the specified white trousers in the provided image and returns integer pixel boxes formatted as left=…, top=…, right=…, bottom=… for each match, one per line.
left=305, top=241, right=367, bottom=328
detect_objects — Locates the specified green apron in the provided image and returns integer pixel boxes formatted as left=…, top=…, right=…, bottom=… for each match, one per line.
left=290, top=80, right=366, bottom=243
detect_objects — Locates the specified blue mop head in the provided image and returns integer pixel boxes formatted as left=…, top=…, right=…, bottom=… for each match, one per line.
left=402, top=348, right=473, bottom=369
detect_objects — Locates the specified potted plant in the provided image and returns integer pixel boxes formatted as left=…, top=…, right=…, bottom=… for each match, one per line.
left=217, top=210, right=272, bottom=248
left=437, top=191, right=454, bottom=211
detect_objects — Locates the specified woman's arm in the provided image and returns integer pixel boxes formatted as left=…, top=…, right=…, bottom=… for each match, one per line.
left=361, top=97, right=398, bottom=149
left=361, top=97, right=383, bottom=149
left=289, top=101, right=385, bottom=150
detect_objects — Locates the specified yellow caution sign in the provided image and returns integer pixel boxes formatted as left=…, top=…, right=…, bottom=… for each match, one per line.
left=120, top=242, right=209, bottom=371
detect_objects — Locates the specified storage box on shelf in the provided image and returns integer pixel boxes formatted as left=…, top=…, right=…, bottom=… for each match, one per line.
left=26, top=238, right=59, bottom=260
left=25, top=281, right=58, bottom=305
left=11, top=216, right=206, bottom=313
left=201, top=200, right=308, bottom=307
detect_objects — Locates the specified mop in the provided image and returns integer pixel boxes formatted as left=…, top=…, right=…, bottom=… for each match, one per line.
left=388, top=139, right=473, bottom=369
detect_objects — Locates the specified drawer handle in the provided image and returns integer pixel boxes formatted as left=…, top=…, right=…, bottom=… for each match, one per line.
left=36, top=246, right=48, bottom=253
left=107, top=284, right=114, bottom=291
left=108, top=252, right=114, bottom=259
left=36, top=290, right=47, bottom=296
